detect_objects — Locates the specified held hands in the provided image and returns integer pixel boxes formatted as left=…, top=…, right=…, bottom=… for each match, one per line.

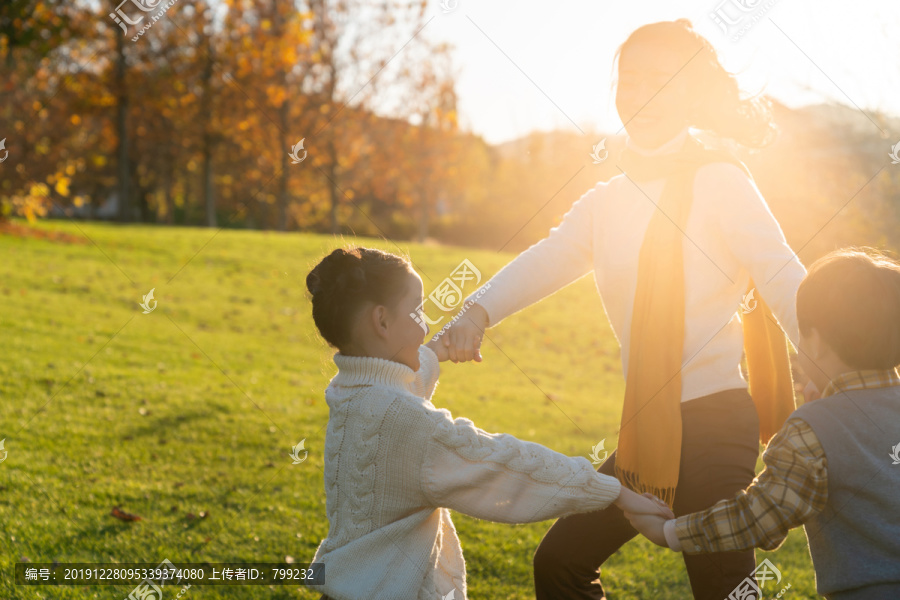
left=614, top=487, right=674, bottom=519
left=616, top=489, right=674, bottom=549
left=441, top=303, right=489, bottom=363
left=425, top=338, right=451, bottom=362
left=623, top=511, right=669, bottom=548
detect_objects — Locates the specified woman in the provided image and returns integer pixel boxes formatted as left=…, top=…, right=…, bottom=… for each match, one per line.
left=441, top=19, right=806, bottom=600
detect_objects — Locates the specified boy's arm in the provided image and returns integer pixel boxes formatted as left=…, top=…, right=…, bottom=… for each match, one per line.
left=670, top=417, right=828, bottom=554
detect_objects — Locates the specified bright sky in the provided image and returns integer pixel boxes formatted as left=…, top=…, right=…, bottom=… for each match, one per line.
left=421, top=0, right=900, bottom=144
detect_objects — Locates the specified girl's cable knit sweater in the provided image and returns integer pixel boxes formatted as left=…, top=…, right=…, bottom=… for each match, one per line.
left=311, top=344, right=621, bottom=600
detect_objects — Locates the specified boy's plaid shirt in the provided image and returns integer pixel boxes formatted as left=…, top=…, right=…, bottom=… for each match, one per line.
left=674, top=368, right=900, bottom=553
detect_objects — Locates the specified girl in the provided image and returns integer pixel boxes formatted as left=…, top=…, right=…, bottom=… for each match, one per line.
left=305, top=246, right=673, bottom=600
left=443, top=19, right=807, bottom=600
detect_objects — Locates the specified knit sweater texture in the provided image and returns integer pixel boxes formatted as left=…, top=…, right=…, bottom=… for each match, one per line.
left=310, top=345, right=622, bottom=600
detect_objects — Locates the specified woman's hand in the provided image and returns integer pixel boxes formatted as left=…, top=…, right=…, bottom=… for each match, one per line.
left=442, top=303, right=489, bottom=363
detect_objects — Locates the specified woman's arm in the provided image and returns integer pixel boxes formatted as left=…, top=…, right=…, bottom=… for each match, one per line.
left=443, top=183, right=604, bottom=362
left=704, top=164, right=807, bottom=348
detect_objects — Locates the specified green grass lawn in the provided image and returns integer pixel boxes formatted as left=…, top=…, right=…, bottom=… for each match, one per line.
left=0, top=219, right=817, bottom=599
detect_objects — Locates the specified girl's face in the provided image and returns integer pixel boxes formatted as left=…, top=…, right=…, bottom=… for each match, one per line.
left=616, top=40, right=695, bottom=149
left=387, top=271, right=429, bottom=371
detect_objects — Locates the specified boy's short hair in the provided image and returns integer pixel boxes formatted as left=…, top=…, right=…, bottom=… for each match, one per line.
left=796, top=247, right=900, bottom=370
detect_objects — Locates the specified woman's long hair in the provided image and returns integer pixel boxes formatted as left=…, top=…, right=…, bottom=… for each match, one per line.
left=613, top=19, right=776, bottom=149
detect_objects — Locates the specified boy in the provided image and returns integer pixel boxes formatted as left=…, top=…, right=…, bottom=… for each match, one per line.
left=625, top=247, right=900, bottom=600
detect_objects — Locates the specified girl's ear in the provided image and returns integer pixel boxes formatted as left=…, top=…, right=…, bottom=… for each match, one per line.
left=370, top=304, right=390, bottom=340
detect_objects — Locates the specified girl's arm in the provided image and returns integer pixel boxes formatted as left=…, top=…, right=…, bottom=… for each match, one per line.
left=410, top=344, right=441, bottom=401
left=443, top=183, right=603, bottom=362
left=705, top=164, right=807, bottom=348
left=419, top=408, right=672, bottom=523
left=626, top=417, right=828, bottom=553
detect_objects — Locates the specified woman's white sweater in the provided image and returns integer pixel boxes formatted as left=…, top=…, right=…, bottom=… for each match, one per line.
left=466, top=128, right=807, bottom=403
left=311, top=345, right=622, bottom=600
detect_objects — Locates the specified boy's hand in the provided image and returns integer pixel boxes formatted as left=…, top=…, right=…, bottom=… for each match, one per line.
left=623, top=512, right=669, bottom=548
left=613, top=487, right=675, bottom=520
left=426, top=338, right=451, bottom=362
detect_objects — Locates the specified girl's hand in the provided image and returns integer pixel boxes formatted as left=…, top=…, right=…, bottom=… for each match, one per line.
left=623, top=512, right=669, bottom=548
left=613, top=487, right=675, bottom=520
left=442, top=303, right=489, bottom=363
left=425, top=337, right=450, bottom=362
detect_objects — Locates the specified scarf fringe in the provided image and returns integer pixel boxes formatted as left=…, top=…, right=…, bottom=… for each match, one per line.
left=616, top=465, right=677, bottom=509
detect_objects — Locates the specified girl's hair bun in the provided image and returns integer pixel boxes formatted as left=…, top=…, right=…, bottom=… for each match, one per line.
left=306, top=248, right=365, bottom=297
left=306, top=247, right=413, bottom=349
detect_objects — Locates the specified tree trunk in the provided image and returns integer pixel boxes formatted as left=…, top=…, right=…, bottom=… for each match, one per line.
left=328, top=136, right=338, bottom=234
left=115, top=33, right=130, bottom=222
left=278, top=101, right=289, bottom=231
left=202, top=37, right=216, bottom=227
left=162, top=166, right=174, bottom=224
left=202, top=138, right=215, bottom=227
left=417, top=126, right=430, bottom=242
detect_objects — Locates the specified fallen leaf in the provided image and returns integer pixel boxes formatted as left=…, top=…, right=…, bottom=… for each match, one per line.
left=111, top=506, right=142, bottom=521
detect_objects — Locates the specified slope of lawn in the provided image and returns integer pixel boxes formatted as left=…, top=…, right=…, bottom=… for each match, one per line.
left=0, top=219, right=817, bottom=599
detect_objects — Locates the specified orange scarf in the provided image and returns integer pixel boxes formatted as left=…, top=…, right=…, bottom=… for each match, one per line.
left=615, top=136, right=795, bottom=507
